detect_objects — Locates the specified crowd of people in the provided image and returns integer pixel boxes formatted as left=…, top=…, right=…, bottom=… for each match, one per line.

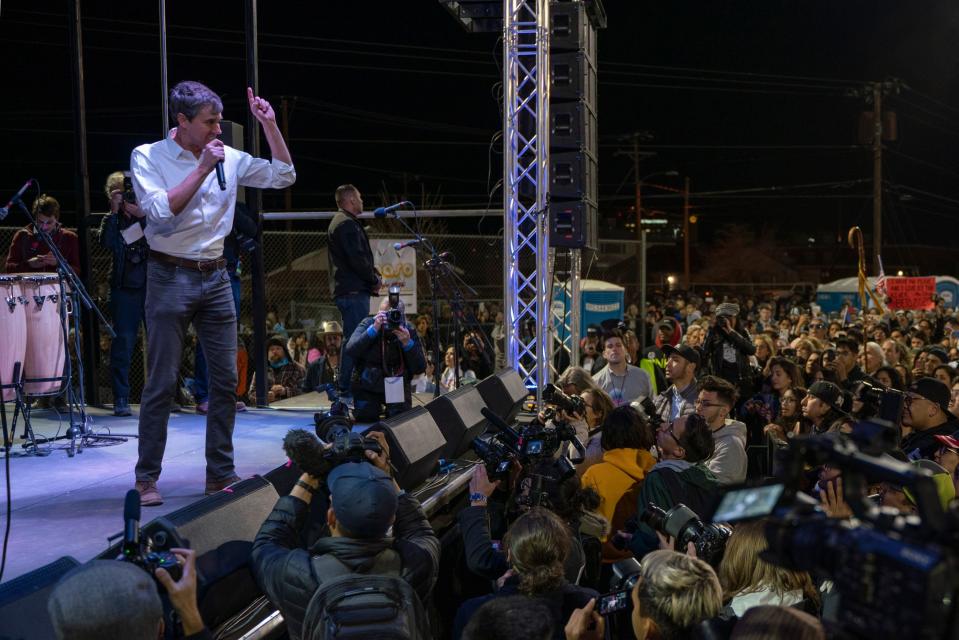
left=11, top=77, right=958, bottom=638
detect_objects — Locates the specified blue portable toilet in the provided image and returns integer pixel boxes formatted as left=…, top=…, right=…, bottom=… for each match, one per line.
left=816, top=275, right=959, bottom=313
left=552, top=279, right=625, bottom=334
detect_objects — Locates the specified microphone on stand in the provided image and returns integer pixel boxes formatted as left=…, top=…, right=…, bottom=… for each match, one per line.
left=0, top=178, right=36, bottom=221
left=373, top=201, right=411, bottom=218
left=393, top=239, right=423, bottom=251
left=215, top=160, right=226, bottom=191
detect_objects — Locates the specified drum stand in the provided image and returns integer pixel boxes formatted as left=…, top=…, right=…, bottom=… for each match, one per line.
left=0, top=362, right=46, bottom=458
left=10, top=195, right=134, bottom=458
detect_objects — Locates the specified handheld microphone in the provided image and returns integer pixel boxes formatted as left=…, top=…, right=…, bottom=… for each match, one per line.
left=0, top=178, right=36, bottom=220
left=215, top=160, right=226, bottom=191
left=373, top=201, right=411, bottom=218
left=393, top=239, right=423, bottom=251
left=122, top=489, right=141, bottom=560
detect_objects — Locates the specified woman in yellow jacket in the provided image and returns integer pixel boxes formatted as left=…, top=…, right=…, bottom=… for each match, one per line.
left=580, top=405, right=657, bottom=562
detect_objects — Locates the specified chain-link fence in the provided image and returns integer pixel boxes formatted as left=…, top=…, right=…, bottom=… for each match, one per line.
left=0, top=222, right=507, bottom=405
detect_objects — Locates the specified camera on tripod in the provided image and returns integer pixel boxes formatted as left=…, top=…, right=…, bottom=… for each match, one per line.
left=853, top=378, right=906, bottom=427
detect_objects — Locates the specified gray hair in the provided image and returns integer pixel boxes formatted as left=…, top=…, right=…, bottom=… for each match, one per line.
left=637, top=550, right=723, bottom=639
left=47, top=560, right=163, bottom=640
left=169, top=80, right=223, bottom=124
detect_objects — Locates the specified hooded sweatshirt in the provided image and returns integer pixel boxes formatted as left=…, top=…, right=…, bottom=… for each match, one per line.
left=706, top=418, right=749, bottom=486
left=581, top=448, right=657, bottom=538
left=629, top=459, right=720, bottom=559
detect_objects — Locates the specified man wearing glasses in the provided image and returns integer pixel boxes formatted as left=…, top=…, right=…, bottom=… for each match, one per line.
left=695, top=376, right=747, bottom=485
left=4, top=194, right=81, bottom=274
left=901, top=377, right=959, bottom=461
left=627, top=413, right=720, bottom=559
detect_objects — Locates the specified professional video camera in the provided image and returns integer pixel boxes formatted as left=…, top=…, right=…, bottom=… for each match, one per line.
left=472, top=406, right=586, bottom=508
left=285, top=389, right=383, bottom=477
left=714, top=431, right=959, bottom=640
left=853, top=378, right=906, bottom=427
left=119, top=489, right=182, bottom=581
left=541, top=383, right=586, bottom=422
left=385, top=284, right=404, bottom=330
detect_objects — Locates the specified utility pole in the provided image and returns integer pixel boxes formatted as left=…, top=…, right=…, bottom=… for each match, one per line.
left=639, top=228, right=647, bottom=354
left=633, top=135, right=642, bottom=239
left=871, top=82, right=883, bottom=274
left=683, top=176, right=691, bottom=289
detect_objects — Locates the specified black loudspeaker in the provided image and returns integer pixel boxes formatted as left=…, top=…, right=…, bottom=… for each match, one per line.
left=476, top=368, right=529, bottom=424
left=369, top=406, right=446, bottom=491
left=0, top=556, right=80, bottom=640
left=549, top=199, right=597, bottom=249
left=144, top=476, right=280, bottom=630
left=424, top=385, right=489, bottom=460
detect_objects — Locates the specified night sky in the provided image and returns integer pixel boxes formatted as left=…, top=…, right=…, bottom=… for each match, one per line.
left=1, top=1, right=958, bottom=251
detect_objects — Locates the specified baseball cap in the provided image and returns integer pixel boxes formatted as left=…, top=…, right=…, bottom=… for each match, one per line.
left=907, top=377, right=952, bottom=415
left=662, top=343, right=702, bottom=367
left=807, top=381, right=851, bottom=415
left=327, top=462, right=398, bottom=538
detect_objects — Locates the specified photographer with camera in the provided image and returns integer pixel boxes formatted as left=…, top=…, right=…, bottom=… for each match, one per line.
left=458, top=462, right=603, bottom=589
left=251, top=430, right=439, bottom=640
left=47, top=548, right=209, bottom=639
left=626, top=414, right=721, bottom=560
left=98, top=171, right=149, bottom=417
left=580, top=325, right=606, bottom=375
left=702, top=303, right=757, bottom=399
left=564, top=549, right=722, bottom=640
left=344, top=291, right=426, bottom=421
left=453, top=507, right=600, bottom=640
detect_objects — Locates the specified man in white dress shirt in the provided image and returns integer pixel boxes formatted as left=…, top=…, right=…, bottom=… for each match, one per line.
left=131, top=80, right=295, bottom=506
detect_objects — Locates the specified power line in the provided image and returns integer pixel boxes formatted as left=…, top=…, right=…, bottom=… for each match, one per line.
left=884, top=147, right=959, bottom=181
left=889, top=183, right=959, bottom=207
left=902, top=85, right=959, bottom=118
left=600, top=80, right=847, bottom=97
left=602, top=60, right=868, bottom=86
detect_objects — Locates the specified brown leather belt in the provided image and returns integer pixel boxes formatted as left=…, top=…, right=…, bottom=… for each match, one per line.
left=150, top=250, right=226, bottom=272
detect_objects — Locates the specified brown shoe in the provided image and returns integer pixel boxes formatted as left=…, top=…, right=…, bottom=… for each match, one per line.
left=205, top=474, right=241, bottom=495
left=136, top=481, right=163, bottom=507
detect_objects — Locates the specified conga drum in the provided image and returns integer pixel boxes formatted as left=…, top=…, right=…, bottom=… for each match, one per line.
left=19, top=274, right=67, bottom=396
left=0, top=275, right=26, bottom=401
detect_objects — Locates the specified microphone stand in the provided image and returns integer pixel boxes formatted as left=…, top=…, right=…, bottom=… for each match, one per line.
left=12, top=198, right=133, bottom=456
left=380, top=204, right=494, bottom=398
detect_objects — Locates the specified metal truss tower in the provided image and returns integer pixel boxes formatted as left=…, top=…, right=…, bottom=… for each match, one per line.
left=503, top=0, right=551, bottom=400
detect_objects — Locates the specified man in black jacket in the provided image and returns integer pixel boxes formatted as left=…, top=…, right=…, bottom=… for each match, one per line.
left=251, top=431, right=440, bottom=640
left=327, top=184, right=381, bottom=402
left=703, top=302, right=756, bottom=398
left=901, top=377, right=959, bottom=460
left=345, top=295, right=426, bottom=422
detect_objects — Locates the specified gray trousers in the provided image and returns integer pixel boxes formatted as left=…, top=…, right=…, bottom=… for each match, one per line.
left=135, top=260, right=238, bottom=483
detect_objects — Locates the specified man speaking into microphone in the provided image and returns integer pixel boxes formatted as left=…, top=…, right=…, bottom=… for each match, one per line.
left=130, top=80, right=295, bottom=506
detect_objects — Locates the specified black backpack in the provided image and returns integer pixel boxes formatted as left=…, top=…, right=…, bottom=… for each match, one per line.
left=303, top=550, right=430, bottom=640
